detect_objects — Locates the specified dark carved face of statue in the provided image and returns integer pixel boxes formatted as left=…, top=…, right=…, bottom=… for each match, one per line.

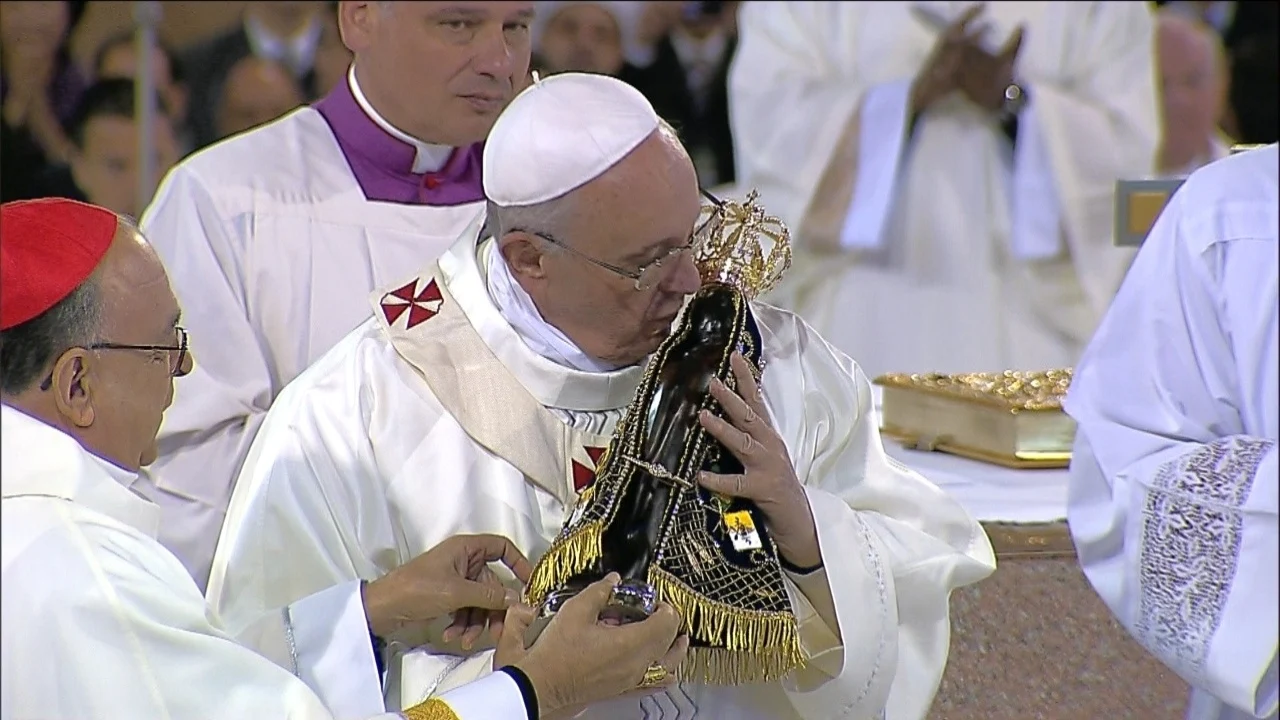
left=642, top=282, right=754, bottom=462
left=678, top=284, right=739, bottom=350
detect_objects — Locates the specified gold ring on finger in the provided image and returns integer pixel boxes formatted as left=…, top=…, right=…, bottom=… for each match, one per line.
left=638, top=663, right=670, bottom=689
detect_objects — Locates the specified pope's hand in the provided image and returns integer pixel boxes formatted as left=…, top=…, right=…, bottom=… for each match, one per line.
left=697, top=353, right=823, bottom=570
left=362, top=534, right=533, bottom=643
left=495, top=573, right=689, bottom=720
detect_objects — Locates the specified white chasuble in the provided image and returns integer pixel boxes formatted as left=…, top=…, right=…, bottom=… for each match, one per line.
left=729, top=1, right=1160, bottom=378
left=1067, top=145, right=1279, bottom=720
left=0, top=405, right=533, bottom=720
left=209, top=226, right=996, bottom=719
left=138, top=70, right=488, bottom=589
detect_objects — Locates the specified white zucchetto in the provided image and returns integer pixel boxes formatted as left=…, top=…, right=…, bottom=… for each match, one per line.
left=482, top=72, right=661, bottom=207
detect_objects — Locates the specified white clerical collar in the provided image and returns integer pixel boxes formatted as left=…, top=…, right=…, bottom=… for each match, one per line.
left=484, top=240, right=618, bottom=373
left=1160, top=137, right=1231, bottom=179
left=0, top=404, right=159, bottom=538
left=432, top=234, right=643, bottom=412
left=86, top=452, right=141, bottom=487
left=348, top=65, right=454, bottom=174
left=245, top=13, right=323, bottom=78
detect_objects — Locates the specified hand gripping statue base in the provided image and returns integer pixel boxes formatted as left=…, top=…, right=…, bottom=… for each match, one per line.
left=525, top=191, right=803, bottom=686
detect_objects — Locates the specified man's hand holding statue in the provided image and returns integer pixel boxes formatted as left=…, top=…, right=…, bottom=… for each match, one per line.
left=365, top=533, right=688, bottom=720
left=697, top=353, right=823, bottom=573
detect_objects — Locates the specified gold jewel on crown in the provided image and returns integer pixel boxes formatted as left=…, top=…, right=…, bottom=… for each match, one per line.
left=693, top=190, right=792, bottom=301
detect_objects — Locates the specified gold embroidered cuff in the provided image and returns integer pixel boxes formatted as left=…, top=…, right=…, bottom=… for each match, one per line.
left=402, top=698, right=461, bottom=720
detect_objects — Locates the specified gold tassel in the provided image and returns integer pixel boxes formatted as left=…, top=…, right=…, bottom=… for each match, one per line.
left=649, top=567, right=806, bottom=685
left=678, top=646, right=809, bottom=686
left=524, top=520, right=605, bottom=604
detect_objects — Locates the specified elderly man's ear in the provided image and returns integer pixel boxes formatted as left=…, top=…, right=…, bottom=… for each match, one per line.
left=50, top=350, right=96, bottom=428
left=499, top=232, right=551, bottom=280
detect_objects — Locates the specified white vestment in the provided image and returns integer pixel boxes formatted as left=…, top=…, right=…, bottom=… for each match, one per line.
left=728, top=1, right=1160, bottom=378
left=0, top=405, right=528, bottom=720
left=1159, top=135, right=1233, bottom=179
left=208, top=226, right=996, bottom=719
left=138, top=68, right=487, bottom=588
left=1066, top=144, right=1279, bottom=720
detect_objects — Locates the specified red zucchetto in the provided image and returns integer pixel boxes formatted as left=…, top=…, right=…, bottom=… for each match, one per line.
left=0, top=198, right=119, bottom=331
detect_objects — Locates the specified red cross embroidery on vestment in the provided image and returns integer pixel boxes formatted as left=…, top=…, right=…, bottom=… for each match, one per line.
left=571, top=446, right=607, bottom=493
left=380, top=278, right=443, bottom=329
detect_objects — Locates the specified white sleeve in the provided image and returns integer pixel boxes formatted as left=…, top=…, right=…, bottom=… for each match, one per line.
left=0, top=513, right=341, bottom=719
left=206, top=356, right=400, bottom=641
left=138, top=163, right=277, bottom=590
left=222, top=581, right=387, bottom=716
left=1027, top=1, right=1160, bottom=311
left=2, top=514, right=528, bottom=720
left=1007, top=92, right=1065, bottom=261
left=1066, top=184, right=1279, bottom=717
left=427, top=671, right=530, bottom=720
left=758, top=317, right=997, bottom=719
left=394, top=645, right=499, bottom=709
left=838, top=79, right=913, bottom=253
left=287, top=581, right=387, bottom=717
left=728, top=3, right=868, bottom=235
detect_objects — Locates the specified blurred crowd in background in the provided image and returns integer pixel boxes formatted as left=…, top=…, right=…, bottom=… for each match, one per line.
left=0, top=0, right=1276, bottom=220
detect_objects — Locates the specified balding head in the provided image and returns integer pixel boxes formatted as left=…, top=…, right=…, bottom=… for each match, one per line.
left=1157, top=9, right=1228, bottom=171
left=215, top=56, right=305, bottom=140
left=1, top=215, right=191, bottom=471
left=1158, top=11, right=1226, bottom=83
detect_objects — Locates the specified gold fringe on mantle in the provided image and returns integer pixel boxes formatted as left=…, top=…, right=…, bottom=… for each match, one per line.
left=680, top=646, right=807, bottom=687
left=525, top=519, right=604, bottom=604
left=650, top=567, right=806, bottom=685
left=525, top=525, right=807, bottom=686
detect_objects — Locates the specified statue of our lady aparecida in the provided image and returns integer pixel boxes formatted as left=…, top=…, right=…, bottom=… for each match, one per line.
left=525, top=187, right=804, bottom=687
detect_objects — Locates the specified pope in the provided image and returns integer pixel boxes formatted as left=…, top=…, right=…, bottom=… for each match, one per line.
left=209, top=73, right=997, bottom=719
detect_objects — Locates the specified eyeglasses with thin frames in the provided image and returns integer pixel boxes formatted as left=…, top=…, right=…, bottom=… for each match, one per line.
left=514, top=188, right=727, bottom=291
left=38, top=326, right=191, bottom=392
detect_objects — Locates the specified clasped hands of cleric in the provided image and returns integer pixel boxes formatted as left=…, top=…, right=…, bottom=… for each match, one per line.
left=401, top=352, right=821, bottom=642
left=911, top=4, right=1026, bottom=116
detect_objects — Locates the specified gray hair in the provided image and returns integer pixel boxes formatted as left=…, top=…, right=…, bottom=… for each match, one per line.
left=0, top=279, right=103, bottom=395
left=486, top=193, right=576, bottom=245
left=656, top=118, right=682, bottom=147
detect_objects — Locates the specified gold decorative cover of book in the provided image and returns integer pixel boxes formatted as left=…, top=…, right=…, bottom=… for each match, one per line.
left=874, top=369, right=1075, bottom=469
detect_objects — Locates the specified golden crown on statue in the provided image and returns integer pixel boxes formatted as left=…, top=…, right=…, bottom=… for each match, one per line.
left=693, top=189, right=792, bottom=301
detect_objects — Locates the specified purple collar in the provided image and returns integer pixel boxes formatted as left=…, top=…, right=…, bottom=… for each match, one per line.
left=314, top=78, right=485, bottom=206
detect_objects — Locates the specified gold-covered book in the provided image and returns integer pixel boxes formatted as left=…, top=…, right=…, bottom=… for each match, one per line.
left=874, top=369, right=1075, bottom=469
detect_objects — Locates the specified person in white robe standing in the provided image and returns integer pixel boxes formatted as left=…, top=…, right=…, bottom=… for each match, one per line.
left=138, top=1, right=538, bottom=589
left=728, top=1, right=1161, bottom=378
left=1155, top=9, right=1232, bottom=178
left=208, top=72, right=996, bottom=719
left=1066, top=144, right=1279, bottom=720
left=0, top=198, right=690, bottom=720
